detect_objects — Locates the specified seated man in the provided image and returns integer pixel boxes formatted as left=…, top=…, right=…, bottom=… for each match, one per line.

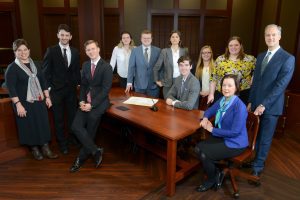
left=70, top=40, right=113, bottom=173
left=166, top=56, right=200, bottom=110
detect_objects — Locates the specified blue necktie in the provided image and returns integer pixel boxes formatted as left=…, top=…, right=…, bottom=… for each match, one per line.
left=261, top=52, right=271, bottom=75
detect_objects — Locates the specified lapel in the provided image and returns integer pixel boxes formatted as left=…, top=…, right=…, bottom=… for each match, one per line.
left=179, top=48, right=185, bottom=57
left=139, top=46, right=148, bottom=67
left=55, top=45, right=65, bottom=64
left=261, top=48, right=282, bottom=77
left=166, top=48, right=173, bottom=67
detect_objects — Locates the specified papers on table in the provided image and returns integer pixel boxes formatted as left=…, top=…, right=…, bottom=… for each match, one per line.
left=123, top=96, right=158, bottom=107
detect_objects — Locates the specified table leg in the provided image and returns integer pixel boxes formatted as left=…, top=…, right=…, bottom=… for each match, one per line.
left=166, top=139, right=177, bottom=196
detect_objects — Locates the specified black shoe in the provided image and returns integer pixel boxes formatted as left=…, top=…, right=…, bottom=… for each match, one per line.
left=70, top=157, right=85, bottom=173
left=41, top=144, right=58, bottom=159
left=195, top=182, right=215, bottom=192
left=248, top=170, right=261, bottom=186
left=31, top=146, right=44, bottom=160
left=93, top=148, right=104, bottom=168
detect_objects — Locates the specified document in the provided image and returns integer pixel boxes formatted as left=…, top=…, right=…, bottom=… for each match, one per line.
left=123, top=96, right=158, bottom=107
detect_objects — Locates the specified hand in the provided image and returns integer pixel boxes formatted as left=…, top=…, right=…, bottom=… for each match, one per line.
left=200, top=91, right=209, bottom=97
left=16, top=103, right=27, bottom=117
left=207, top=93, right=214, bottom=104
left=45, top=97, right=52, bottom=108
left=125, top=85, right=132, bottom=93
left=166, top=98, right=173, bottom=106
left=199, top=118, right=209, bottom=128
left=156, top=81, right=163, bottom=87
left=254, top=105, right=265, bottom=116
left=79, top=102, right=91, bottom=112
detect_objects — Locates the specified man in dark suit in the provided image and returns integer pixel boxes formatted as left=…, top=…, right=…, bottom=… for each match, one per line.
left=248, top=24, right=295, bottom=178
left=166, top=56, right=200, bottom=110
left=125, top=29, right=161, bottom=97
left=42, top=24, right=81, bottom=154
left=70, top=40, right=112, bottom=173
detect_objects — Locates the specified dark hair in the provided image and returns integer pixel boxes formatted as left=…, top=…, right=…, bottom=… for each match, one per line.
left=84, top=40, right=99, bottom=49
left=220, top=74, right=240, bottom=95
left=224, top=36, right=245, bottom=60
left=12, top=39, right=29, bottom=52
left=118, top=31, right=135, bottom=47
left=177, top=55, right=192, bottom=66
left=58, top=24, right=71, bottom=33
left=168, top=30, right=183, bottom=47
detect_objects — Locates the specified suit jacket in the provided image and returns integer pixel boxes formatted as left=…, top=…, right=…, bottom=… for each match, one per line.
left=167, top=73, right=200, bottom=110
left=153, top=47, right=188, bottom=87
left=80, top=58, right=113, bottom=114
left=127, top=45, right=161, bottom=90
left=42, top=44, right=81, bottom=91
left=249, top=48, right=295, bottom=115
left=204, top=97, right=248, bottom=148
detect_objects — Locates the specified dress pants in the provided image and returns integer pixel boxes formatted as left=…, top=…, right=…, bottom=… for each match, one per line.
left=51, top=86, right=77, bottom=147
left=135, top=87, right=160, bottom=98
left=195, top=135, right=245, bottom=184
left=71, top=109, right=102, bottom=160
left=253, top=114, right=279, bottom=173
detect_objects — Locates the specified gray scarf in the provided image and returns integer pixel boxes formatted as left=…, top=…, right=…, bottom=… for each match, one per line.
left=15, top=58, right=44, bottom=103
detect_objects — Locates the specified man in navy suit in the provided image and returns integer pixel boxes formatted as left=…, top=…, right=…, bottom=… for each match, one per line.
left=248, top=24, right=295, bottom=178
left=43, top=24, right=81, bottom=154
left=70, top=40, right=112, bottom=173
left=125, top=30, right=161, bottom=97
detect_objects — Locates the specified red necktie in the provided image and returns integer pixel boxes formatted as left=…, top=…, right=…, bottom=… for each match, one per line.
left=91, top=63, right=96, bottom=78
left=87, top=63, right=96, bottom=103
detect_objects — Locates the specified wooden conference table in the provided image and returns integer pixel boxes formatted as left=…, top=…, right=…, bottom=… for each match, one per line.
left=107, top=87, right=203, bottom=196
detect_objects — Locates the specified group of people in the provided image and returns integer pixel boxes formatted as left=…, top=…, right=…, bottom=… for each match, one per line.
left=5, top=23, right=295, bottom=194
left=5, top=24, right=112, bottom=173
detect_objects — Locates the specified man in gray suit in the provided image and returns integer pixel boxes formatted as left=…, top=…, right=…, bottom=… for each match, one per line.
left=248, top=24, right=295, bottom=179
left=125, top=30, right=161, bottom=97
left=166, top=56, right=200, bottom=110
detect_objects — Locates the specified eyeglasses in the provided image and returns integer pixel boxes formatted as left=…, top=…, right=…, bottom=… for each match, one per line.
left=202, top=52, right=212, bottom=55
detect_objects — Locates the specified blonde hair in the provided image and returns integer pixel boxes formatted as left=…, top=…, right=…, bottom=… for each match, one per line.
left=195, top=45, right=214, bottom=79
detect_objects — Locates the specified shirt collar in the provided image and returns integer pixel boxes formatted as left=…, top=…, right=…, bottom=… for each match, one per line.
left=268, top=45, right=280, bottom=55
left=91, top=56, right=101, bottom=66
left=59, top=43, right=70, bottom=50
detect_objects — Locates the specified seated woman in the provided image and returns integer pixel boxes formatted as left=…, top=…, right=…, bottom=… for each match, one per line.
left=194, top=74, right=248, bottom=192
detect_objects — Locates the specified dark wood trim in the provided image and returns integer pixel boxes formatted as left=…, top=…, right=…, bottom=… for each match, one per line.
left=252, top=0, right=264, bottom=56
left=118, top=0, right=124, bottom=33
left=78, top=0, right=103, bottom=61
left=275, top=0, right=282, bottom=25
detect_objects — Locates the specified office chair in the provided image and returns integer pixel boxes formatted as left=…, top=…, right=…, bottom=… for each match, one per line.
left=220, top=111, right=260, bottom=199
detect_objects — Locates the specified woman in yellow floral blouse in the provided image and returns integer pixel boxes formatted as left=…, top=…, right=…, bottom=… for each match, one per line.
left=207, top=36, right=256, bottom=105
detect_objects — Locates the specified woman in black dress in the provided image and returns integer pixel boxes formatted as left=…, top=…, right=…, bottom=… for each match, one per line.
left=5, top=39, right=58, bottom=160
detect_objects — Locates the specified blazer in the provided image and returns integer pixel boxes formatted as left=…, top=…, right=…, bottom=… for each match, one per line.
left=42, top=44, right=81, bottom=91
left=127, top=45, right=161, bottom=90
left=167, top=73, right=200, bottom=110
left=249, top=48, right=295, bottom=115
left=80, top=58, right=113, bottom=114
left=153, top=47, right=188, bottom=87
left=204, top=97, right=248, bottom=149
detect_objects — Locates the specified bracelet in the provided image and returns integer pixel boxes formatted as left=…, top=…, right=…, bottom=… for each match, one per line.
left=14, top=101, right=20, bottom=105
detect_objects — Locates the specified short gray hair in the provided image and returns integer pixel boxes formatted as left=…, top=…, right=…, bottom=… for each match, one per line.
left=265, top=24, right=282, bottom=36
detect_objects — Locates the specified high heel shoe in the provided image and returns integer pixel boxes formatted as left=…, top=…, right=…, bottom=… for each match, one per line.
left=41, top=143, right=58, bottom=159
left=214, top=170, right=225, bottom=190
left=195, top=182, right=215, bottom=192
left=31, top=146, right=43, bottom=160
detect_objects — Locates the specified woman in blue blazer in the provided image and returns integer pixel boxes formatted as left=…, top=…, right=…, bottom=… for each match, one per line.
left=195, top=74, right=248, bottom=192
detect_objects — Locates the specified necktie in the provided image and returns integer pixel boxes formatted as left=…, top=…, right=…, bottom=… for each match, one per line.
left=261, top=52, right=271, bottom=75
left=91, top=63, right=96, bottom=78
left=180, top=79, right=185, bottom=97
left=87, top=63, right=96, bottom=103
left=63, top=48, right=68, bottom=67
left=144, top=47, right=149, bottom=62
